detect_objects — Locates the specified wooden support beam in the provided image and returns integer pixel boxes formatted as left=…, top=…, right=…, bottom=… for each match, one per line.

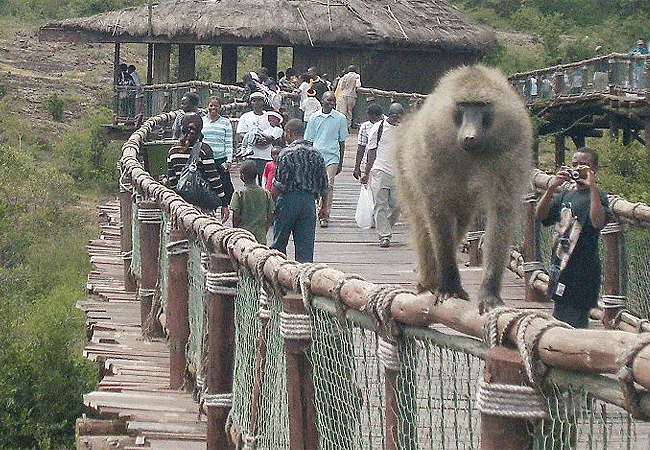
left=261, top=46, right=278, bottom=80
left=137, top=200, right=162, bottom=336
left=554, top=134, right=566, bottom=168
left=118, top=182, right=136, bottom=293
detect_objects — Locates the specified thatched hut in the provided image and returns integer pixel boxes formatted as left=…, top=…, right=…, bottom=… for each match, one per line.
left=39, top=0, right=495, bottom=93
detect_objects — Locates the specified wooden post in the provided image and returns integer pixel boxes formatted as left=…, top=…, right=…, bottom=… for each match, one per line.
left=466, top=231, right=483, bottom=267
left=379, top=337, right=401, bottom=450
left=645, top=116, right=650, bottom=159
left=221, top=45, right=238, bottom=84
left=178, top=44, right=196, bottom=82
left=554, top=134, right=566, bottom=169
left=205, top=253, right=236, bottom=450
left=601, top=222, right=626, bottom=328
left=261, top=46, right=278, bottom=80
left=113, top=42, right=120, bottom=121
left=119, top=179, right=136, bottom=292
left=152, top=43, right=171, bottom=114
left=522, top=194, right=546, bottom=302
left=137, top=200, right=162, bottom=334
left=282, top=293, right=318, bottom=450
left=480, top=347, right=537, bottom=450
left=167, top=228, right=190, bottom=389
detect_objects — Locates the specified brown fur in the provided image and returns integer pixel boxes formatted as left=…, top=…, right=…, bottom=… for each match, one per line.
left=394, top=64, right=533, bottom=313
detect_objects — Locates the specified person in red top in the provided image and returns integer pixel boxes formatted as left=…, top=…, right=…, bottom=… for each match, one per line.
left=263, top=147, right=281, bottom=191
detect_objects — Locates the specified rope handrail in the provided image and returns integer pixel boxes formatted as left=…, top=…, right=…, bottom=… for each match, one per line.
left=120, top=111, right=650, bottom=413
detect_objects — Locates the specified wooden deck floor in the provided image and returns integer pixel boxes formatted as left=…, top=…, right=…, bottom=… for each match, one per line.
left=78, top=132, right=552, bottom=447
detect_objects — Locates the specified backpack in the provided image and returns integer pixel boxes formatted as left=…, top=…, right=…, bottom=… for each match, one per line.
left=174, top=142, right=222, bottom=209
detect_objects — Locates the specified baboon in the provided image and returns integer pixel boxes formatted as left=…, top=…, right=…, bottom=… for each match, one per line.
left=394, top=65, right=533, bottom=313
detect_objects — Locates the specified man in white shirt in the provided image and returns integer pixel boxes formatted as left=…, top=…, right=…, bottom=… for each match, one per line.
left=360, top=102, right=404, bottom=247
left=236, top=92, right=273, bottom=185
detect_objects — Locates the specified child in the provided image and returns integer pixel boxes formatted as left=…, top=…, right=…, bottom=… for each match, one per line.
left=263, top=147, right=281, bottom=191
left=230, top=160, right=275, bottom=244
left=302, top=88, right=321, bottom=123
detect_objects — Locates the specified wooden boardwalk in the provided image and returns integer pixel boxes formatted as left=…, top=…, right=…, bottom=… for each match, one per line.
left=78, top=132, right=552, bottom=447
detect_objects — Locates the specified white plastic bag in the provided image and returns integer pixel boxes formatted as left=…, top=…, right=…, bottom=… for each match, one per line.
left=355, top=185, right=374, bottom=229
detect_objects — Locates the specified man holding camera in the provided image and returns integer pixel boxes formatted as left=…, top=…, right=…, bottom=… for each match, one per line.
left=535, top=147, right=610, bottom=328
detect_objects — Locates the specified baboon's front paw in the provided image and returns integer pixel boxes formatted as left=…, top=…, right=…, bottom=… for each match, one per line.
left=478, top=293, right=504, bottom=315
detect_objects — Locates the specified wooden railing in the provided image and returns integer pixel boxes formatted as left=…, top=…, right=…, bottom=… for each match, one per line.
left=117, top=109, right=650, bottom=449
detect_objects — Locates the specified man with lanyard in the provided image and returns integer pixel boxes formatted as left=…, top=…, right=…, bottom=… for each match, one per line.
left=535, top=147, right=610, bottom=328
left=360, top=102, right=404, bottom=248
left=304, top=91, right=348, bottom=227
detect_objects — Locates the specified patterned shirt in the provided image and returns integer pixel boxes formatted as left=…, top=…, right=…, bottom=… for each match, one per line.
left=273, top=140, right=329, bottom=198
left=202, top=115, right=233, bottom=162
left=167, top=141, right=227, bottom=204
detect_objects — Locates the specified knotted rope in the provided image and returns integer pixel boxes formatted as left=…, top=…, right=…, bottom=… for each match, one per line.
left=329, top=274, right=365, bottom=323
left=377, top=336, right=401, bottom=371
left=292, top=263, right=328, bottom=310
left=362, top=285, right=413, bottom=340
left=616, top=333, right=650, bottom=419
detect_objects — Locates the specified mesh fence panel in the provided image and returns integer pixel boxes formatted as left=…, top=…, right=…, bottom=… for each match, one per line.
left=186, top=240, right=207, bottom=380
left=622, top=227, right=650, bottom=319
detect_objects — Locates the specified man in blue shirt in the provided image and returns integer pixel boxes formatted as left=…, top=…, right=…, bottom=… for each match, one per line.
left=304, top=91, right=348, bottom=227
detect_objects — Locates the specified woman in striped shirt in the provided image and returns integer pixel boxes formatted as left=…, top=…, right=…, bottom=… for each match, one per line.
left=167, top=112, right=230, bottom=222
left=202, top=96, right=234, bottom=203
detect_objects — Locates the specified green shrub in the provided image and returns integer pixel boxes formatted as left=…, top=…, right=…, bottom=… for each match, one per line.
left=46, top=92, right=64, bottom=122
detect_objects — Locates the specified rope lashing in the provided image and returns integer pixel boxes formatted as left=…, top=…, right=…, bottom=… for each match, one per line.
left=616, top=333, right=650, bottom=419
left=330, top=274, right=365, bottom=323
left=254, top=249, right=286, bottom=296
left=205, top=270, right=238, bottom=295
left=121, top=250, right=133, bottom=260
left=293, top=263, right=328, bottom=310
left=476, top=379, right=549, bottom=419
left=166, top=238, right=189, bottom=256
left=258, top=288, right=270, bottom=321
left=279, top=310, right=312, bottom=340
left=138, top=207, right=163, bottom=223
left=269, top=259, right=299, bottom=298
left=377, top=336, right=401, bottom=371
left=242, top=244, right=268, bottom=279
left=362, top=285, right=413, bottom=340
left=516, top=314, right=570, bottom=386
left=138, top=288, right=156, bottom=299
left=466, top=230, right=485, bottom=242
left=203, top=392, right=233, bottom=408
left=602, top=294, right=628, bottom=328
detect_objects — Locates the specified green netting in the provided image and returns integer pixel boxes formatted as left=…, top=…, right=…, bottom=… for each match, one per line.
left=230, top=272, right=289, bottom=449
left=186, top=241, right=207, bottom=379
left=533, top=383, right=647, bottom=450
left=622, top=227, right=650, bottom=319
left=131, top=198, right=141, bottom=279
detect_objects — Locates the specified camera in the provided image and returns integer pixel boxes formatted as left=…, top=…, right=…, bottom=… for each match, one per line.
left=568, top=169, right=582, bottom=180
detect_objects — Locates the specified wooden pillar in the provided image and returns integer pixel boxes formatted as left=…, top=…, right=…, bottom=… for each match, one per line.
left=379, top=337, right=401, bottom=450
left=137, top=200, right=162, bottom=334
left=178, top=44, right=196, bottom=82
left=113, top=42, right=121, bottom=121
left=221, top=45, right=238, bottom=84
left=205, top=253, right=236, bottom=450
left=554, top=134, right=566, bottom=169
left=119, top=178, right=136, bottom=292
left=480, top=347, right=537, bottom=450
left=146, top=43, right=153, bottom=85
left=152, top=43, right=171, bottom=114
left=167, top=228, right=190, bottom=389
left=262, top=46, right=278, bottom=80
left=466, top=231, right=483, bottom=267
left=601, top=222, right=626, bottom=328
left=282, top=292, right=318, bottom=450
left=522, top=194, right=546, bottom=302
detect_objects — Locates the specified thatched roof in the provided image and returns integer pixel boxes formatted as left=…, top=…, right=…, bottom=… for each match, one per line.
left=39, top=0, right=495, bottom=54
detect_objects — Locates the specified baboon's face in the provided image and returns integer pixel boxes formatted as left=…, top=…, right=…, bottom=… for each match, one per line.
left=453, top=102, right=494, bottom=154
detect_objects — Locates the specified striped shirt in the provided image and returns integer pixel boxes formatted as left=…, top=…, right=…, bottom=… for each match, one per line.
left=202, top=115, right=233, bottom=162
left=167, top=142, right=227, bottom=204
left=273, top=140, right=329, bottom=198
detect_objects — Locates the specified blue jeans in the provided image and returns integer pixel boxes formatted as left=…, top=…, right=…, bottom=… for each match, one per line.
left=270, top=192, right=317, bottom=263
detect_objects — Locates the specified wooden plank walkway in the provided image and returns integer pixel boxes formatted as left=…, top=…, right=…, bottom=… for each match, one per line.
left=78, top=132, right=552, bottom=447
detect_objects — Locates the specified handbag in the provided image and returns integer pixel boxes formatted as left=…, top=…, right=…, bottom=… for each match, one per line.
left=355, top=185, right=374, bottom=229
left=174, top=142, right=222, bottom=209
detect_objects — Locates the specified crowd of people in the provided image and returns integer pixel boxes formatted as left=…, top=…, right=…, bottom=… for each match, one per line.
left=162, top=64, right=615, bottom=329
